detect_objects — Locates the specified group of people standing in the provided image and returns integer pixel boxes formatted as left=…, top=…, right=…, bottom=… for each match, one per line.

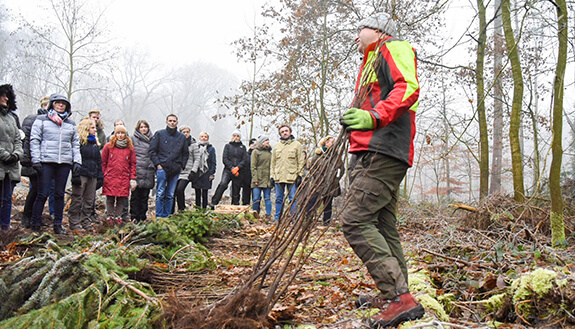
left=0, top=88, right=324, bottom=235
left=210, top=124, right=334, bottom=223
left=0, top=89, right=220, bottom=235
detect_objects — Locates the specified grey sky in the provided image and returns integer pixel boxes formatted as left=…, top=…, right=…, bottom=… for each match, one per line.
left=4, top=0, right=267, bottom=79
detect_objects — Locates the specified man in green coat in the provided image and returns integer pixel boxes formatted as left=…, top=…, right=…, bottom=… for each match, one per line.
left=270, top=124, right=304, bottom=221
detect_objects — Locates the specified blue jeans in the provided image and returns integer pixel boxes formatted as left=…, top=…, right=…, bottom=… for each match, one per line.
left=155, top=169, right=179, bottom=218
left=252, top=187, right=272, bottom=215
left=32, top=163, right=71, bottom=227
left=274, top=182, right=296, bottom=221
left=0, top=175, right=15, bottom=230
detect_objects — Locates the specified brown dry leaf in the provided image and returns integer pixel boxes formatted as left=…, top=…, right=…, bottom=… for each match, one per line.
left=481, top=274, right=497, bottom=290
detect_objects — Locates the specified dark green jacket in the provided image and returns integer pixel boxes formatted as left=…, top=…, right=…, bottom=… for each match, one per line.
left=251, top=145, right=272, bottom=188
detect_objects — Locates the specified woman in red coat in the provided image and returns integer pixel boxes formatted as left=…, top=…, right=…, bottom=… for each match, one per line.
left=101, top=125, right=136, bottom=225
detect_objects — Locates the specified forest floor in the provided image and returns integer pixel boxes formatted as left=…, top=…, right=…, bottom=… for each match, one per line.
left=1, top=187, right=575, bottom=328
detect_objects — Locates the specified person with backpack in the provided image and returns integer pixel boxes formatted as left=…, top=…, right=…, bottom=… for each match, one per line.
left=192, top=132, right=216, bottom=209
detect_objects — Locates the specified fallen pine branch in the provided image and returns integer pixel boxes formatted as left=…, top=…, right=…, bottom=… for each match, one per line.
left=110, top=272, right=159, bottom=306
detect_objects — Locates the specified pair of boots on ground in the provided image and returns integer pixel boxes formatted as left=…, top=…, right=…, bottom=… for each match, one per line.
left=22, top=215, right=67, bottom=235
left=355, top=290, right=425, bottom=328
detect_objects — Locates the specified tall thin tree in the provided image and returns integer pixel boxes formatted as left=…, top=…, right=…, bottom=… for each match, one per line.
left=549, top=0, right=568, bottom=247
left=501, top=0, right=525, bottom=202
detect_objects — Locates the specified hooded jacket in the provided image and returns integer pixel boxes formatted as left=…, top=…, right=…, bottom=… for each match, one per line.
left=132, top=129, right=156, bottom=189
left=0, top=84, right=23, bottom=181
left=251, top=144, right=272, bottom=188
left=30, top=94, right=81, bottom=165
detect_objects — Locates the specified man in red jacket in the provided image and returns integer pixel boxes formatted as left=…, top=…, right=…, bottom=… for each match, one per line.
left=340, top=12, right=424, bottom=328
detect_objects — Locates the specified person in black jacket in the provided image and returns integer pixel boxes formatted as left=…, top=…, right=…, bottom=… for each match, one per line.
left=20, top=96, right=49, bottom=228
left=148, top=114, right=189, bottom=218
left=67, top=119, right=103, bottom=232
left=241, top=138, right=256, bottom=206
left=210, top=130, right=248, bottom=207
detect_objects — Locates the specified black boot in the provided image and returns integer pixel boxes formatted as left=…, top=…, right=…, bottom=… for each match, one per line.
left=53, top=225, right=67, bottom=235
left=21, top=215, right=31, bottom=229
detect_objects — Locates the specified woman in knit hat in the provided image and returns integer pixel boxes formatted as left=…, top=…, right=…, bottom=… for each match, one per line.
left=210, top=130, right=248, bottom=207
left=251, top=135, right=272, bottom=219
left=30, top=93, right=81, bottom=235
left=101, top=125, right=136, bottom=225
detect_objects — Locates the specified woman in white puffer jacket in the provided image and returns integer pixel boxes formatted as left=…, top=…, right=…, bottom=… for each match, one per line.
left=30, top=94, right=81, bottom=235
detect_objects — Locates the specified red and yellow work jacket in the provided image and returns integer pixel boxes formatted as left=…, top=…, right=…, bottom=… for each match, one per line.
left=349, top=36, right=419, bottom=166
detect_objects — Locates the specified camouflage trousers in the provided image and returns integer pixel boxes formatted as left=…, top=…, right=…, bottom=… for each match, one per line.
left=342, top=152, right=409, bottom=299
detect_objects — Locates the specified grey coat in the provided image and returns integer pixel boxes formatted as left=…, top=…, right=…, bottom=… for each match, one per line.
left=132, top=129, right=156, bottom=189
left=0, top=108, right=23, bottom=181
left=179, top=138, right=200, bottom=180
left=30, top=114, right=81, bottom=165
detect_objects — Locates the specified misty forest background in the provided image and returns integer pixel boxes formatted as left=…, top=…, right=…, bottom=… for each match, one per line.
left=0, top=0, right=573, bottom=213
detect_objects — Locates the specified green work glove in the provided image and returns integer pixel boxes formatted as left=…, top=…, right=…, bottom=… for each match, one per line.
left=341, top=108, right=375, bottom=131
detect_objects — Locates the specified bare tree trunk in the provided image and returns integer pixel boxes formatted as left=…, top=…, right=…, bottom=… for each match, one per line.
left=441, top=71, right=451, bottom=198
left=490, top=0, right=504, bottom=194
left=502, top=0, right=525, bottom=202
left=550, top=0, right=567, bottom=248
left=476, top=0, right=489, bottom=199
left=527, top=75, right=541, bottom=195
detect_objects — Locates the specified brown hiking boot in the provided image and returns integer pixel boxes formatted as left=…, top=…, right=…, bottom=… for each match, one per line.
left=368, top=293, right=425, bottom=328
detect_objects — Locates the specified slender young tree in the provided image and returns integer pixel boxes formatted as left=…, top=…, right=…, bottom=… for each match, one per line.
left=549, top=0, right=568, bottom=247
left=490, top=0, right=504, bottom=194
left=476, top=0, right=489, bottom=199
left=501, top=0, right=525, bottom=202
